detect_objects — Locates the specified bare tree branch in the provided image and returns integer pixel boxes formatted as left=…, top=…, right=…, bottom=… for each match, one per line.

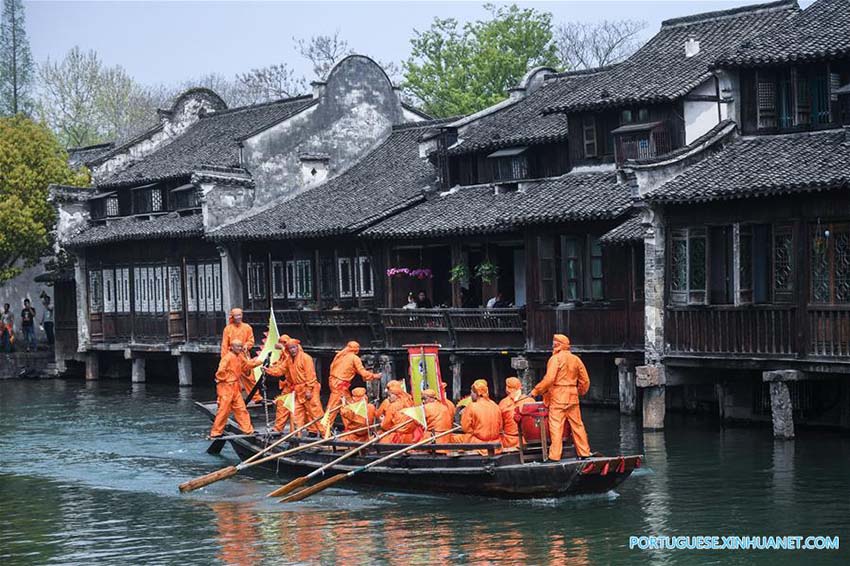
left=555, top=19, right=647, bottom=71
left=294, top=31, right=353, bottom=80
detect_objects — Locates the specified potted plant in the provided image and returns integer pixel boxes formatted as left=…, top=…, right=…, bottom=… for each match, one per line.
left=474, top=260, right=500, bottom=284
left=449, top=263, right=471, bottom=283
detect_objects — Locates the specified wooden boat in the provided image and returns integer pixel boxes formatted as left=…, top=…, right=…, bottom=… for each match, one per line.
left=197, top=401, right=643, bottom=499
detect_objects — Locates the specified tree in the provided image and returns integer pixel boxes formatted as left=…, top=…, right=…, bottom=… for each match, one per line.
left=0, top=115, right=89, bottom=282
left=295, top=31, right=353, bottom=80
left=37, top=47, right=103, bottom=147
left=555, top=19, right=647, bottom=70
left=234, top=64, right=307, bottom=104
left=403, top=4, right=559, bottom=117
left=0, top=0, right=34, bottom=115
left=96, top=65, right=162, bottom=143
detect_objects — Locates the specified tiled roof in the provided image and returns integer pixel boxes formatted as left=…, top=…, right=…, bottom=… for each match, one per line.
left=542, top=1, right=797, bottom=114
left=363, top=172, right=630, bottom=239
left=66, top=213, right=204, bottom=248
left=600, top=213, right=645, bottom=244
left=98, top=96, right=316, bottom=187
left=211, top=119, right=454, bottom=240
left=67, top=143, right=114, bottom=168
left=716, top=0, right=850, bottom=66
left=446, top=79, right=570, bottom=155
left=647, top=128, right=850, bottom=203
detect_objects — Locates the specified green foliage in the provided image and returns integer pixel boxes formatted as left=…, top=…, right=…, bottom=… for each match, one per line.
left=0, top=115, right=89, bottom=282
left=0, top=0, right=35, bottom=115
left=403, top=4, right=559, bottom=117
left=474, top=260, right=500, bottom=284
left=449, top=263, right=471, bottom=283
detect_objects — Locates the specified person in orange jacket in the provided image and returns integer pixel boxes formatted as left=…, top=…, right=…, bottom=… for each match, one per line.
left=284, top=339, right=324, bottom=434
left=339, top=387, right=376, bottom=441
left=220, top=308, right=260, bottom=403
left=450, top=380, right=502, bottom=454
left=379, top=380, right=418, bottom=444
left=531, top=334, right=591, bottom=460
left=210, top=339, right=263, bottom=438
left=266, top=335, right=292, bottom=432
left=422, top=388, right=453, bottom=433
left=325, top=341, right=382, bottom=430
left=498, top=377, right=533, bottom=449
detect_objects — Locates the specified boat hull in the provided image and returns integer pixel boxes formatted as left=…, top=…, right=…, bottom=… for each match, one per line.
left=198, top=402, right=642, bottom=499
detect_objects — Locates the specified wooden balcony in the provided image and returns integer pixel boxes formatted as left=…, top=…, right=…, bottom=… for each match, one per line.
left=244, top=309, right=381, bottom=350
left=808, top=306, right=850, bottom=357
left=526, top=302, right=644, bottom=352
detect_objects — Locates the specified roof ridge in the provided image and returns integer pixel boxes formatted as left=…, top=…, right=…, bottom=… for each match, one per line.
left=661, top=0, right=797, bottom=28
left=545, top=64, right=621, bottom=80
left=67, top=142, right=114, bottom=152
left=392, top=117, right=460, bottom=131
left=200, top=94, right=314, bottom=118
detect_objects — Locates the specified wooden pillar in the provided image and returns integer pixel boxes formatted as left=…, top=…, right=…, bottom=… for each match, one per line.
left=131, top=357, right=146, bottom=383
left=763, top=370, right=803, bottom=440
left=490, top=358, right=501, bottom=398
left=450, top=354, right=463, bottom=401
left=616, top=357, right=636, bottom=415
left=177, top=354, right=192, bottom=387
left=85, top=352, right=99, bottom=381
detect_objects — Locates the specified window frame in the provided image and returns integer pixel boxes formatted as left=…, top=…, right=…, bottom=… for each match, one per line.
left=582, top=115, right=598, bottom=158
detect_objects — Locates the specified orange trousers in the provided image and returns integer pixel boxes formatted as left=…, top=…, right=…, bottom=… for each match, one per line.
left=273, top=397, right=292, bottom=432
left=324, top=385, right=350, bottom=431
left=293, top=385, right=324, bottom=433
left=548, top=403, right=590, bottom=459
left=211, top=381, right=254, bottom=437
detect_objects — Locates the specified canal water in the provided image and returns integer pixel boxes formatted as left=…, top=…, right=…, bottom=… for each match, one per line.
left=0, top=378, right=847, bottom=565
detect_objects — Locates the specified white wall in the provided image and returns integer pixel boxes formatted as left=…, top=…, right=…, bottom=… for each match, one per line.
left=684, top=78, right=721, bottom=144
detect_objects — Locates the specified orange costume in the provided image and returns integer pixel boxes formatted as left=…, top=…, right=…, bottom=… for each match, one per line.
left=210, top=349, right=263, bottom=437
left=423, top=389, right=454, bottom=433
left=284, top=339, right=324, bottom=433
left=499, top=377, right=532, bottom=449
left=531, top=334, right=591, bottom=460
left=379, top=381, right=419, bottom=444
left=340, top=387, right=376, bottom=441
left=450, top=380, right=502, bottom=454
left=266, top=335, right=292, bottom=432
left=326, top=341, right=380, bottom=427
left=220, top=308, right=259, bottom=402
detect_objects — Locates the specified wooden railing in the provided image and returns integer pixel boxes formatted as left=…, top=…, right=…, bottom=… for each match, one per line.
left=244, top=309, right=381, bottom=349
left=380, top=308, right=524, bottom=350
left=527, top=302, right=643, bottom=351
left=809, top=306, right=850, bottom=357
left=666, top=305, right=796, bottom=356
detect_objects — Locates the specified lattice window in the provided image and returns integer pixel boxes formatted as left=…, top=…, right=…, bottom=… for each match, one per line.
left=538, top=236, right=557, bottom=302
left=562, top=237, right=581, bottom=301
left=103, top=269, right=115, bottom=313
left=757, top=72, right=777, bottom=129
left=247, top=261, right=267, bottom=301
left=669, top=228, right=706, bottom=305
left=773, top=227, right=794, bottom=302
left=272, top=261, right=286, bottom=299
left=106, top=196, right=119, bottom=217
left=583, top=116, right=597, bottom=158
left=811, top=224, right=850, bottom=304
left=88, top=270, right=103, bottom=313
left=186, top=265, right=197, bottom=312
left=739, top=226, right=753, bottom=300
left=589, top=236, right=604, bottom=300
left=356, top=256, right=374, bottom=298
left=168, top=265, right=183, bottom=311
left=670, top=236, right=688, bottom=292
left=338, top=257, right=353, bottom=298
left=319, top=256, right=335, bottom=299
left=286, top=260, right=313, bottom=300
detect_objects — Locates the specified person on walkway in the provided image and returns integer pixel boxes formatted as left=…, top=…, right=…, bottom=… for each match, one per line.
left=415, top=290, right=432, bottom=309
left=340, top=387, right=376, bottom=441
left=210, top=339, right=262, bottom=438
left=0, top=304, right=12, bottom=352
left=284, top=339, right=324, bottom=434
left=40, top=293, right=54, bottom=348
left=325, top=341, right=381, bottom=430
left=499, top=377, right=532, bottom=449
left=531, top=334, right=591, bottom=460
left=422, top=388, right=453, bottom=434
left=379, top=380, right=418, bottom=444
left=21, top=299, right=36, bottom=352
left=266, top=335, right=293, bottom=432
left=220, top=308, right=259, bottom=403
left=449, top=380, right=502, bottom=454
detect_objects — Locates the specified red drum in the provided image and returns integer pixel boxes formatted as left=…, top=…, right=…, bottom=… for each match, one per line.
left=515, top=402, right=572, bottom=445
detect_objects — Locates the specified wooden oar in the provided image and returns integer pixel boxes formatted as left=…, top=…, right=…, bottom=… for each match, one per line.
left=179, top=406, right=340, bottom=493
left=268, top=420, right=410, bottom=498
left=281, top=425, right=461, bottom=503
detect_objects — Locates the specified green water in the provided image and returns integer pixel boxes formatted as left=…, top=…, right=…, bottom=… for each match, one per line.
left=0, top=379, right=847, bottom=565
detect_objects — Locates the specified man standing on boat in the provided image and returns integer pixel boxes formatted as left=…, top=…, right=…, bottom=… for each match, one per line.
left=220, top=308, right=260, bottom=404
left=499, top=377, right=532, bottom=450
left=449, top=380, right=502, bottom=454
left=284, top=339, right=324, bottom=434
left=531, top=334, right=591, bottom=460
left=210, top=339, right=262, bottom=438
left=325, top=341, right=382, bottom=428
left=266, top=335, right=293, bottom=432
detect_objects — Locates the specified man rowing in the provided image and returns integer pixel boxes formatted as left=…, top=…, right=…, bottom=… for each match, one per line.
left=266, top=335, right=293, bottom=432
left=285, top=339, right=324, bottom=434
left=379, top=380, right=418, bottom=444
left=339, top=387, right=376, bottom=441
left=220, top=308, right=260, bottom=403
left=531, top=334, right=591, bottom=460
left=422, top=388, right=453, bottom=434
left=210, top=339, right=263, bottom=438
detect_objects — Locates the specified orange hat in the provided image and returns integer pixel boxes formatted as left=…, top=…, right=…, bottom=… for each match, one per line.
left=228, top=307, right=243, bottom=324
left=351, top=387, right=367, bottom=398
left=472, top=379, right=489, bottom=398
left=505, top=377, right=522, bottom=392
left=275, top=334, right=292, bottom=349
left=422, top=388, right=437, bottom=398
left=387, top=380, right=403, bottom=395
left=346, top=341, right=360, bottom=352
left=553, top=334, right=571, bottom=352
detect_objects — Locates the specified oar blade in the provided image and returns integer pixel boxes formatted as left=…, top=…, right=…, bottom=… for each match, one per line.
left=206, top=439, right=227, bottom=455
left=268, top=476, right=307, bottom=498
left=178, top=466, right=237, bottom=493
left=281, top=473, right=348, bottom=503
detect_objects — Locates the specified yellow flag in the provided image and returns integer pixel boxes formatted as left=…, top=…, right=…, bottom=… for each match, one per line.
left=348, top=399, right=368, bottom=420
left=401, top=405, right=427, bottom=428
left=253, top=309, right=281, bottom=381
left=457, top=396, right=471, bottom=409
left=275, top=392, right=295, bottom=414
left=320, top=405, right=337, bottom=438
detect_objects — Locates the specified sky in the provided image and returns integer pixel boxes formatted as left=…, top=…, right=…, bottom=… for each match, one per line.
left=24, top=0, right=810, bottom=88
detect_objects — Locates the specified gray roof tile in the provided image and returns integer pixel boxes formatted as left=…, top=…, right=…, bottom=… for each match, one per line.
left=67, top=213, right=204, bottom=248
